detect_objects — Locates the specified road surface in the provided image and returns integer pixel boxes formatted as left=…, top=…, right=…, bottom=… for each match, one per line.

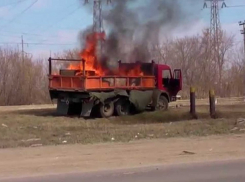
left=2, top=159, right=245, bottom=182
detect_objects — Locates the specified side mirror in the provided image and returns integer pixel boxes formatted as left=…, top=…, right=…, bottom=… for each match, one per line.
left=174, top=69, right=181, bottom=79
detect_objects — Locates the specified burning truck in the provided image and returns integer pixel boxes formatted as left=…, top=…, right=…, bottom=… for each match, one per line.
left=48, top=32, right=182, bottom=118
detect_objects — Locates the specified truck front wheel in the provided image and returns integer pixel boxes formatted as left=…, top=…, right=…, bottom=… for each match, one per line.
left=115, top=98, right=130, bottom=116
left=156, top=96, right=168, bottom=111
left=99, top=102, right=114, bottom=118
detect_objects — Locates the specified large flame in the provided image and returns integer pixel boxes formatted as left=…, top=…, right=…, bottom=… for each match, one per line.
left=68, top=32, right=144, bottom=76
left=68, top=32, right=105, bottom=75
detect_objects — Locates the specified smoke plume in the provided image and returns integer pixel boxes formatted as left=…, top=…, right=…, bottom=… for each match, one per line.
left=79, top=0, right=200, bottom=69
left=101, top=0, right=199, bottom=65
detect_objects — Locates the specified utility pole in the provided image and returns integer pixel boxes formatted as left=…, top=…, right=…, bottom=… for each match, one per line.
left=93, top=0, right=103, bottom=59
left=203, top=0, right=226, bottom=96
left=21, top=35, right=24, bottom=62
left=84, top=0, right=112, bottom=59
left=239, top=21, right=245, bottom=100
left=203, top=0, right=226, bottom=55
left=20, top=36, right=30, bottom=62
left=93, top=0, right=103, bottom=34
left=239, top=21, right=245, bottom=61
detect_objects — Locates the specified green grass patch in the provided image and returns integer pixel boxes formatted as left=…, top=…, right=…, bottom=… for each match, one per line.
left=0, top=104, right=245, bottom=148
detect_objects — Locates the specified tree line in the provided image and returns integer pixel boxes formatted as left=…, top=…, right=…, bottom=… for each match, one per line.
left=0, top=29, right=244, bottom=105
left=152, top=29, right=243, bottom=98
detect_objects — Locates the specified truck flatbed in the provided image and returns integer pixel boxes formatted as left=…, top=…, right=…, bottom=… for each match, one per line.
left=49, top=75, right=155, bottom=91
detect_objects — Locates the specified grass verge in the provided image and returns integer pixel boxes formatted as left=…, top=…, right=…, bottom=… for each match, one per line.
left=0, top=104, right=245, bottom=148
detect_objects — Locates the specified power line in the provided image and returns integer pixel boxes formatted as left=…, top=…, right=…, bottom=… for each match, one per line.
left=39, top=7, right=81, bottom=34
left=0, top=30, right=57, bottom=37
left=226, top=5, right=245, bottom=8
left=27, top=2, right=79, bottom=33
left=0, top=1, right=85, bottom=47
left=0, top=42, right=76, bottom=45
left=0, top=1, right=43, bottom=27
left=32, top=6, right=81, bottom=45
left=0, top=30, right=72, bottom=41
left=0, top=33, right=20, bottom=38
left=9, top=0, right=38, bottom=22
left=202, top=4, right=245, bottom=9
left=0, top=0, right=38, bottom=31
left=0, top=0, right=29, bottom=8
left=0, top=42, right=21, bottom=45
left=0, top=2, right=81, bottom=45
left=0, top=31, right=61, bottom=38
left=0, top=29, right=80, bottom=44
left=26, top=42, right=77, bottom=45
left=0, top=0, right=29, bottom=21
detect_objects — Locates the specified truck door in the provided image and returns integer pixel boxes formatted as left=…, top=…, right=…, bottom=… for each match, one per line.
left=162, top=69, right=171, bottom=89
left=173, top=69, right=182, bottom=91
left=156, top=65, right=173, bottom=91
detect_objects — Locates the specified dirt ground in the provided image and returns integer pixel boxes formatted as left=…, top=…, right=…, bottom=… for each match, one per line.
left=0, top=97, right=245, bottom=179
left=0, top=134, right=245, bottom=179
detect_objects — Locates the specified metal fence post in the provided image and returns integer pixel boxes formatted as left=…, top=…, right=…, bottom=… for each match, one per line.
left=190, top=87, right=197, bottom=119
left=48, top=57, right=52, bottom=75
left=209, top=89, right=216, bottom=119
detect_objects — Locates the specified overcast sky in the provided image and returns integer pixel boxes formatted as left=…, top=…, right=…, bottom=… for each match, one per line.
left=0, top=0, right=244, bottom=59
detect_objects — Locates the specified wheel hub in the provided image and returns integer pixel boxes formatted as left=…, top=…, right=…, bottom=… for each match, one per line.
left=104, top=104, right=111, bottom=112
left=157, top=98, right=166, bottom=110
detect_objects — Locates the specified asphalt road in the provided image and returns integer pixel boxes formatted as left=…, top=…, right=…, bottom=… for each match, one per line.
left=2, top=159, right=245, bottom=182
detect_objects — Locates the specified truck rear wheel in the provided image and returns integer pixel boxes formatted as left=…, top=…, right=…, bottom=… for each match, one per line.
left=115, top=98, right=130, bottom=116
left=99, top=102, right=114, bottom=118
left=156, top=96, right=168, bottom=111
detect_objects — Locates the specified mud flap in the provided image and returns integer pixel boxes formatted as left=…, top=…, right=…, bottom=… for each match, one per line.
left=151, top=90, right=170, bottom=110
left=151, top=89, right=162, bottom=109
left=57, top=98, right=69, bottom=115
left=129, top=90, right=153, bottom=112
left=80, top=101, right=94, bottom=117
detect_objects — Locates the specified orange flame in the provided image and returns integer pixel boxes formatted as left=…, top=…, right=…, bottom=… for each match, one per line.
left=68, top=32, right=105, bottom=76
left=68, top=32, right=144, bottom=76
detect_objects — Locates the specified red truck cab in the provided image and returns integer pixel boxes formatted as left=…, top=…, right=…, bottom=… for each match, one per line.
left=118, top=61, right=182, bottom=102
left=155, top=64, right=182, bottom=101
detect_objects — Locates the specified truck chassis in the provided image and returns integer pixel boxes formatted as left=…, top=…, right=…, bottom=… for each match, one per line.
left=48, top=58, right=180, bottom=118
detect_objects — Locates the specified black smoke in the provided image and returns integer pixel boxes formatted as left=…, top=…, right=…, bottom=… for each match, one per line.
left=80, top=0, right=200, bottom=69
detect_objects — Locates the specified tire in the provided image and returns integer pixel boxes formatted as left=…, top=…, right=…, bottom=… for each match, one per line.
left=99, top=101, right=114, bottom=118
left=156, top=95, right=169, bottom=111
left=115, top=98, right=130, bottom=116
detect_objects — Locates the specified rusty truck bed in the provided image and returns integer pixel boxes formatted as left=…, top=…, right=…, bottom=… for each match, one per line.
left=49, top=75, right=155, bottom=91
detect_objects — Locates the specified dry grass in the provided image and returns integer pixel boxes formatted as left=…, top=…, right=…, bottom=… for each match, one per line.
left=0, top=103, right=245, bottom=148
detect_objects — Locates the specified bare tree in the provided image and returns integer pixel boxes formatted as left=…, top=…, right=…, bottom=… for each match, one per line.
left=216, top=31, right=235, bottom=96
left=154, top=29, right=235, bottom=98
left=0, top=30, right=243, bottom=105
